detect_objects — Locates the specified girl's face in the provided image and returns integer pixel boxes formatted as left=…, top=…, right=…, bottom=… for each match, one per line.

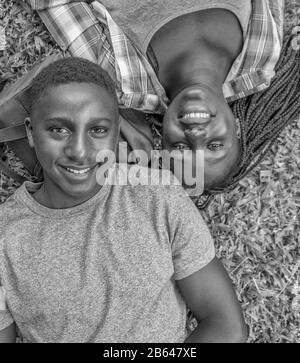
left=162, top=84, right=240, bottom=189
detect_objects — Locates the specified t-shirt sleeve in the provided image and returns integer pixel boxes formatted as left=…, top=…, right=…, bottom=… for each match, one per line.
left=0, top=285, right=14, bottom=330
left=0, top=202, right=15, bottom=330
left=166, top=186, right=215, bottom=281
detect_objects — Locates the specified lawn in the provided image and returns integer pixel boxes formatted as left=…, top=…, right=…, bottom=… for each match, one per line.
left=0, top=0, right=299, bottom=343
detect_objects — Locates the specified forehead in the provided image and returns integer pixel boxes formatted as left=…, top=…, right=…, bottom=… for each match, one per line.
left=32, top=82, right=118, bottom=121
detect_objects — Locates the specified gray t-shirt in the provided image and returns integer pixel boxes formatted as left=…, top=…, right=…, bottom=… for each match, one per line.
left=100, top=0, right=251, bottom=52
left=0, top=165, right=215, bottom=342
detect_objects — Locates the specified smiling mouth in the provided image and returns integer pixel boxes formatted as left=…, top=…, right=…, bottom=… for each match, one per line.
left=181, top=112, right=211, bottom=120
left=179, top=111, right=213, bottom=128
left=66, top=167, right=91, bottom=175
left=60, top=165, right=97, bottom=176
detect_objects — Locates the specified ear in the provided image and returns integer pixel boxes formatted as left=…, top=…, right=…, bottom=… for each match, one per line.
left=235, top=118, right=241, bottom=139
left=154, top=136, right=162, bottom=150
left=24, top=117, right=35, bottom=148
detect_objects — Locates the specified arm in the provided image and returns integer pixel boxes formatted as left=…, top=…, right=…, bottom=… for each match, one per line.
left=177, top=257, right=248, bottom=343
left=0, top=324, right=17, bottom=343
left=27, top=0, right=93, bottom=11
left=27, top=0, right=116, bottom=80
left=0, top=285, right=16, bottom=343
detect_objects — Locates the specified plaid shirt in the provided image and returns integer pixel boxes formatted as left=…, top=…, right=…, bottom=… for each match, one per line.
left=28, top=0, right=284, bottom=113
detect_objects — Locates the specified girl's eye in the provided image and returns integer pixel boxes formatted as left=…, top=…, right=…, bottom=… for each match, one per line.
left=207, top=142, right=224, bottom=151
left=173, top=143, right=191, bottom=151
left=90, top=127, right=107, bottom=136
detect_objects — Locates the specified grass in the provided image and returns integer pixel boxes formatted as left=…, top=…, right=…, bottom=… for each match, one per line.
left=0, top=0, right=299, bottom=343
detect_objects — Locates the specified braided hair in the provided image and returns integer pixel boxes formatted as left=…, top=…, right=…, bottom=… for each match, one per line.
left=195, top=33, right=300, bottom=209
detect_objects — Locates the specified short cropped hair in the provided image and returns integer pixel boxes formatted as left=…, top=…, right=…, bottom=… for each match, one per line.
left=29, top=57, right=117, bottom=114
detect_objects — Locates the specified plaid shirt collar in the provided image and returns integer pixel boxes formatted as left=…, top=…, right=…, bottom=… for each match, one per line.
left=29, top=0, right=284, bottom=113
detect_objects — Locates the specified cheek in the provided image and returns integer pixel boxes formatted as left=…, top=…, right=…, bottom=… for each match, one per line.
left=223, top=107, right=236, bottom=130
left=162, top=125, right=185, bottom=150
left=162, top=105, right=183, bottom=137
left=162, top=111, right=172, bottom=133
left=99, top=131, right=119, bottom=150
left=162, top=119, right=176, bottom=146
left=214, top=116, right=229, bottom=134
left=32, top=136, right=62, bottom=164
left=88, top=138, right=117, bottom=162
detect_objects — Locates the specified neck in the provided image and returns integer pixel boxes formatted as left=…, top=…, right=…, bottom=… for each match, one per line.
left=33, top=180, right=101, bottom=209
left=158, top=43, right=233, bottom=100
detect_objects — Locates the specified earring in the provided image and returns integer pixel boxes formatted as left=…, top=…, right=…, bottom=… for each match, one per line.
left=154, top=136, right=162, bottom=150
left=235, top=118, right=241, bottom=139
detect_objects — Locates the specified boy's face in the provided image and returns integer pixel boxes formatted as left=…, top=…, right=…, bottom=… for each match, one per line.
left=162, top=85, right=240, bottom=188
left=26, top=82, right=119, bottom=207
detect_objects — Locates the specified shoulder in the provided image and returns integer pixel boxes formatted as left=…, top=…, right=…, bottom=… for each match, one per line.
left=0, top=192, right=19, bottom=249
left=0, top=182, right=34, bottom=231
left=265, top=0, right=284, bottom=36
left=0, top=191, right=20, bottom=223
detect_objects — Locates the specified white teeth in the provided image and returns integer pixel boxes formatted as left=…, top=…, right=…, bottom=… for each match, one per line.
left=66, top=167, right=90, bottom=175
left=182, top=112, right=211, bottom=119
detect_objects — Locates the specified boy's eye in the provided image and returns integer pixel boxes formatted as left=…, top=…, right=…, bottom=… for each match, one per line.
left=173, top=143, right=191, bottom=151
left=50, top=127, right=70, bottom=135
left=207, top=142, right=224, bottom=151
left=89, top=127, right=107, bottom=136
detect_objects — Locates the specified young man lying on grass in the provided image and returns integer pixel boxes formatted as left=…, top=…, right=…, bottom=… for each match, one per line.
left=0, top=58, right=247, bottom=343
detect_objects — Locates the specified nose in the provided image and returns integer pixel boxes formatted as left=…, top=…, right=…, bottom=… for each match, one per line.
left=65, top=133, right=89, bottom=162
left=184, top=127, right=206, bottom=148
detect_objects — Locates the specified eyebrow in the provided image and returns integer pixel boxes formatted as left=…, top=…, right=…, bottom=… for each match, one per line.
left=44, top=117, right=71, bottom=124
left=43, top=117, right=113, bottom=126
